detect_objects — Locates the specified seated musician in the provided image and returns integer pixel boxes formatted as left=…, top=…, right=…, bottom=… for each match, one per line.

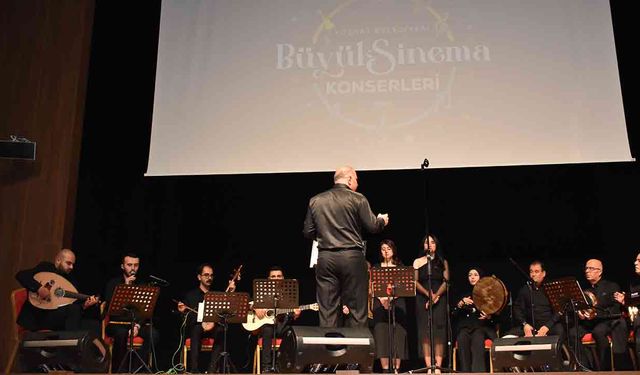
left=15, top=248, right=99, bottom=331
left=452, top=267, right=496, bottom=373
left=177, top=263, right=235, bottom=373
left=506, top=260, right=565, bottom=343
left=103, top=253, right=160, bottom=371
left=574, top=258, right=631, bottom=370
left=252, top=266, right=301, bottom=373
left=614, top=251, right=640, bottom=368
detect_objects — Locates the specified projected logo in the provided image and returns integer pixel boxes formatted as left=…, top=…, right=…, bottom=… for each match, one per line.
left=275, top=0, right=490, bottom=131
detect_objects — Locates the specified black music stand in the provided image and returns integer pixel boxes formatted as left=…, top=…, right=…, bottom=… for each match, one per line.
left=543, top=277, right=591, bottom=370
left=201, top=291, right=250, bottom=374
left=253, top=278, right=299, bottom=372
left=108, top=284, right=160, bottom=374
left=371, top=266, right=415, bottom=373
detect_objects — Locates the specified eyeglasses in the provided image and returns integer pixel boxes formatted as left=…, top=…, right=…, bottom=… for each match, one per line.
left=584, top=267, right=601, bottom=272
left=200, top=273, right=213, bottom=278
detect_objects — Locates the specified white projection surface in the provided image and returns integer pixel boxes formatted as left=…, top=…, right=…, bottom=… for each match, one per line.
left=148, top=0, right=631, bottom=176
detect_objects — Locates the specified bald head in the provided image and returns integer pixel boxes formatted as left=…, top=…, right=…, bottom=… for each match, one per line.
left=55, top=248, right=76, bottom=274
left=334, top=166, right=358, bottom=191
left=584, top=258, right=603, bottom=285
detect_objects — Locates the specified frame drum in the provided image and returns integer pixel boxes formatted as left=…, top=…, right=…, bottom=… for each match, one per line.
left=473, top=276, right=508, bottom=315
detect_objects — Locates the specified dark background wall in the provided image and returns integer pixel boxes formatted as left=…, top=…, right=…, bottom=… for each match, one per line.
left=2, top=0, right=638, bottom=372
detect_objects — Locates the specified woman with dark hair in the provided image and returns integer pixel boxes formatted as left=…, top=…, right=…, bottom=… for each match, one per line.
left=452, top=267, right=497, bottom=372
left=372, top=240, right=409, bottom=373
left=413, top=234, right=449, bottom=372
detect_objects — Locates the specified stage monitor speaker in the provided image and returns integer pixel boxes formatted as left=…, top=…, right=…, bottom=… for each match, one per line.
left=491, top=335, right=569, bottom=372
left=19, top=330, right=110, bottom=373
left=278, top=326, right=375, bottom=373
left=0, top=139, right=36, bottom=160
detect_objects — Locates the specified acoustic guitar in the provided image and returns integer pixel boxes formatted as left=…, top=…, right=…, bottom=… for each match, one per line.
left=242, top=303, right=318, bottom=331
left=28, top=272, right=98, bottom=310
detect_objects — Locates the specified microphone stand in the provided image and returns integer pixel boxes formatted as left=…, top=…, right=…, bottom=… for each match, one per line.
left=508, top=258, right=536, bottom=333
left=427, top=256, right=436, bottom=373
left=444, top=279, right=453, bottom=370
left=386, top=282, right=397, bottom=373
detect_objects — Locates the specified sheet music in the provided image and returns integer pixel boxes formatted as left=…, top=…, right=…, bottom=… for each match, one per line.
left=309, top=240, right=318, bottom=268
left=197, top=301, right=204, bottom=323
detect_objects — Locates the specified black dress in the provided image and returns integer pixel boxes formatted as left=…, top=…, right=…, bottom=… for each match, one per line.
left=372, top=262, right=409, bottom=360
left=416, top=257, right=448, bottom=354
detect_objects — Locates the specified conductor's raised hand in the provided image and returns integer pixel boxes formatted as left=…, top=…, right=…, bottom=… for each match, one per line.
left=377, top=213, right=389, bottom=226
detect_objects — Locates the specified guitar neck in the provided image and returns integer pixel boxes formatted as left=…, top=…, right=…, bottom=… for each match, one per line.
left=273, top=304, right=313, bottom=314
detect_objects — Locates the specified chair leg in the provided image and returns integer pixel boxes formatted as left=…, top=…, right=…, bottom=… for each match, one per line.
left=4, top=339, right=19, bottom=374
left=108, top=344, right=113, bottom=373
left=488, top=348, right=493, bottom=373
left=452, top=347, right=457, bottom=371
left=183, top=345, right=188, bottom=371
left=254, top=344, right=261, bottom=374
left=609, top=340, right=614, bottom=371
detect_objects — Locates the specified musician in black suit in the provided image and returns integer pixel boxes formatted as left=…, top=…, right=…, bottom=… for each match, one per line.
left=15, top=248, right=99, bottom=331
left=507, top=261, right=565, bottom=342
left=177, top=263, right=235, bottom=373
left=103, top=253, right=159, bottom=371
left=252, top=266, right=301, bottom=373
left=574, top=258, right=631, bottom=370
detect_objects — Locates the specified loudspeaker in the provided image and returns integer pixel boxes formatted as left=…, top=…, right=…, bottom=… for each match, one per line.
left=491, top=335, right=568, bottom=372
left=19, top=330, right=110, bottom=373
left=277, top=326, right=375, bottom=373
left=0, top=140, right=36, bottom=160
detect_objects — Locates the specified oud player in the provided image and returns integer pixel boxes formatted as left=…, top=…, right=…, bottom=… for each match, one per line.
left=15, top=248, right=99, bottom=331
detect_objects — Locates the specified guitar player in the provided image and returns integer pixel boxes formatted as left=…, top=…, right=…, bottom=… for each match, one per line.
left=177, top=263, right=237, bottom=373
left=15, top=248, right=99, bottom=331
left=253, top=265, right=301, bottom=373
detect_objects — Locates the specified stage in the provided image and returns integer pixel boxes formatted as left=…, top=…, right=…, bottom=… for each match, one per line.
left=6, top=372, right=640, bottom=375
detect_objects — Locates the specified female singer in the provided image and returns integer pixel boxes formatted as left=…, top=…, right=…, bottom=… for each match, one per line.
left=413, top=234, right=449, bottom=373
left=372, top=240, right=408, bottom=373
left=452, top=267, right=496, bottom=372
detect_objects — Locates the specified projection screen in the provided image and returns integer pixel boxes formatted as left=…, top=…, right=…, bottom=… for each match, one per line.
left=147, top=0, right=631, bottom=176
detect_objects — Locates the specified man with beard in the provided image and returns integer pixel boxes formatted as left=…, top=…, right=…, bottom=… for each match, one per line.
left=252, top=266, right=301, bottom=373
left=178, top=263, right=235, bottom=373
left=15, top=248, right=99, bottom=331
left=104, top=253, right=160, bottom=371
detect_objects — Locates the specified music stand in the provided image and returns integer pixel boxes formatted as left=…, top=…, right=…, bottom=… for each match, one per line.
left=253, top=279, right=299, bottom=372
left=201, top=291, right=250, bottom=373
left=371, top=266, right=415, bottom=373
left=543, top=277, right=591, bottom=370
left=107, top=284, right=160, bottom=374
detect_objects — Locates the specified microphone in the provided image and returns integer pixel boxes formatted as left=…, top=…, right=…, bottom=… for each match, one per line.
left=149, top=274, right=170, bottom=286
left=421, top=158, right=430, bottom=170
left=426, top=253, right=434, bottom=261
left=130, top=270, right=137, bottom=276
